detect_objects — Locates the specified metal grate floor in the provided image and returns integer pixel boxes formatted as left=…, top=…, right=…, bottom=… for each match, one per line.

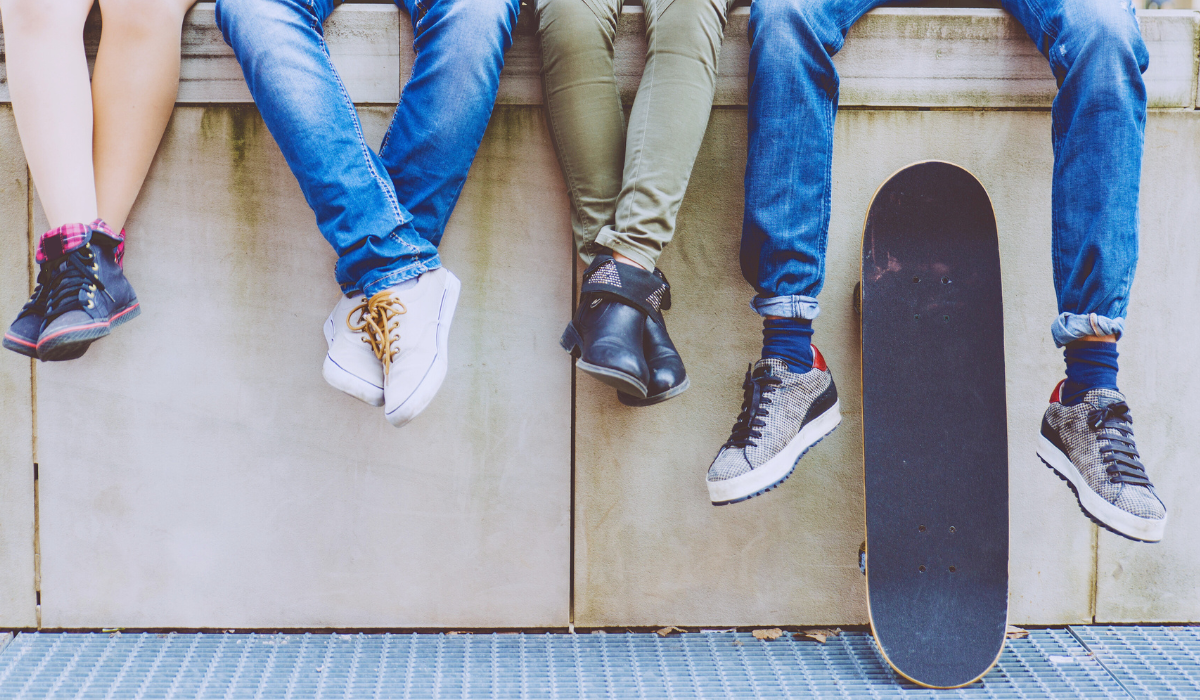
left=0, top=627, right=1194, bottom=699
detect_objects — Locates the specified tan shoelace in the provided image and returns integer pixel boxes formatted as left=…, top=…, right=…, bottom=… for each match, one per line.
left=347, top=291, right=407, bottom=374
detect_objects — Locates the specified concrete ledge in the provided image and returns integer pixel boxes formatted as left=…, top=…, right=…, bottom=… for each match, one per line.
left=0, top=5, right=1195, bottom=108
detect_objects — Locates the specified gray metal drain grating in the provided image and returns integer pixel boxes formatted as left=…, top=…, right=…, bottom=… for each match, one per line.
left=1070, top=625, right=1200, bottom=699
left=0, top=628, right=1154, bottom=699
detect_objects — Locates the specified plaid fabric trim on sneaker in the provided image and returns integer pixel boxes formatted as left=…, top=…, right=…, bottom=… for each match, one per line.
left=36, top=219, right=125, bottom=267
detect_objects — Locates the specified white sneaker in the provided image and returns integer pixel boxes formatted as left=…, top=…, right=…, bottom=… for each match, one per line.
left=323, top=292, right=386, bottom=406
left=323, top=269, right=461, bottom=425
left=368, top=268, right=461, bottom=427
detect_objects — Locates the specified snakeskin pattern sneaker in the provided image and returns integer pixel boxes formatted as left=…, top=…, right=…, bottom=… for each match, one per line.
left=1037, top=381, right=1167, bottom=542
left=707, top=348, right=841, bottom=505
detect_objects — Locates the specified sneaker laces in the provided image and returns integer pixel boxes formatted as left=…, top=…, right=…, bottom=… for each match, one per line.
left=16, top=267, right=51, bottom=320
left=723, top=364, right=782, bottom=449
left=42, top=245, right=109, bottom=324
left=1088, top=401, right=1151, bottom=486
left=347, top=291, right=407, bottom=374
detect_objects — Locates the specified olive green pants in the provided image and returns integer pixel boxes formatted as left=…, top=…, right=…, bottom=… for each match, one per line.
left=536, top=0, right=731, bottom=271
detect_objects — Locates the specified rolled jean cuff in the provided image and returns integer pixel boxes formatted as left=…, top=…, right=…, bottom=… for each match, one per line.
left=350, top=254, right=442, bottom=298
left=751, top=294, right=821, bottom=320
left=1051, top=312, right=1125, bottom=347
left=594, top=227, right=659, bottom=274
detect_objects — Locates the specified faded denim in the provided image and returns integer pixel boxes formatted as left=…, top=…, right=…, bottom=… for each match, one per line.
left=216, top=0, right=519, bottom=296
left=742, top=0, right=1146, bottom=346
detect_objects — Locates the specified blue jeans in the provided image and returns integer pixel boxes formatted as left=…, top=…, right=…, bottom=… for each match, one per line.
left=215, top=0, right=520, bottom=296
left=742, top=0, right=1147, bottom=346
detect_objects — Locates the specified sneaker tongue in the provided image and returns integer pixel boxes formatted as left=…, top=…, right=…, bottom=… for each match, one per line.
left=754, top=357, right=789, bottom=375
left=1085, top=388, right=1125, bottom=409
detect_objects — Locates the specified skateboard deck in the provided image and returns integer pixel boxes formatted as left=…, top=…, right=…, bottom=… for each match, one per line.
left=858, top=161, right=1009, bottom=689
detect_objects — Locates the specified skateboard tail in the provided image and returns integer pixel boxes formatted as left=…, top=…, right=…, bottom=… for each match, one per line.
left=865, top=583, right=1009, bottom=689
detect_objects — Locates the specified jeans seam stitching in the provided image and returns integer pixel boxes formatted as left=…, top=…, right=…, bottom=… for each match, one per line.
left=316, top=33, right=407, bottom=230
left=385, top=1, right=426, bottom=154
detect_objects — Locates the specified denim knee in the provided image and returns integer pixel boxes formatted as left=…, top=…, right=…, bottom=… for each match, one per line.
left=1054, top=2, right=1148, bottom=78
left=215, top=0, right=332, bottom=44
left=410, top=0, right=519, bottom=60
left=750, top=0, right=845, bottom=54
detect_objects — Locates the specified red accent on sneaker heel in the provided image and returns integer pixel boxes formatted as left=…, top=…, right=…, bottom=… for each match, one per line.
left=812, top=345, right=828, bottom=372
left=1050, top=379, right=1065, bottom=404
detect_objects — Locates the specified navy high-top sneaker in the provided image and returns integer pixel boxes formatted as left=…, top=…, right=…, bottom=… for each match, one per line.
left=3, top=267, right=53, bottom=359
left=36, top=221, right=140, bottom=361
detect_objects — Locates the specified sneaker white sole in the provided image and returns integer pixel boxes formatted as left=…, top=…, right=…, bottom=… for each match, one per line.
left=708, top=400, right=842, bottom=505
left=1037, top=434, right=1166, bottom=543
left=322, top=314, right=385, bottom=407
left=385, top=271, right=461, bottom=428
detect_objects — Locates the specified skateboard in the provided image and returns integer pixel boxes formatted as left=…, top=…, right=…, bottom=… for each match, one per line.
left=857, top=161, right=1010, bottom=689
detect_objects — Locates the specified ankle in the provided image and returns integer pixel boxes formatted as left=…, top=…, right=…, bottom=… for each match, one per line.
left=611, top=251, right=648, bottom=271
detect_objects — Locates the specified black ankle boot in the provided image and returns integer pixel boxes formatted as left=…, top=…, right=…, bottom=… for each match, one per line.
left=619, top=270, right=688, bottom=406
left=560, top=255, right=670, bottom=399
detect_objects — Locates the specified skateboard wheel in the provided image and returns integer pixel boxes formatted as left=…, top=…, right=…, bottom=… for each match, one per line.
left=852, top=282, right=861, bottom=316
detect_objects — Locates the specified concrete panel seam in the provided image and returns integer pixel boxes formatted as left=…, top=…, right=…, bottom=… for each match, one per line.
left=26, top=168, right=39, bottom=631
left=1192, top=12, right=1200, bottom=109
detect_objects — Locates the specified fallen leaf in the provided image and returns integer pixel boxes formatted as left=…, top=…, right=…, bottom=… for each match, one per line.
left=1006, top=625, right=1029, bottom=640
left=794, top=628, right=841, bottom=644
left=752, top=628, right=784, bottom=641
left=731, top=640, right=743, bottom=646
left=656, top=626, right=685, bottom=637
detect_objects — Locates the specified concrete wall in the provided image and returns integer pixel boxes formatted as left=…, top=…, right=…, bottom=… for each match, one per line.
left=0, top=4, right=1197, bottom=629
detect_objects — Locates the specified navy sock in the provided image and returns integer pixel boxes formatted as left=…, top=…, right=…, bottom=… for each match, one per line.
left=762, top=318, right=814, bottom=373
left=1061, top=341, right=1119, bottom=405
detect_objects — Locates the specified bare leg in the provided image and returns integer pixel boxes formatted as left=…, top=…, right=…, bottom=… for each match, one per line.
left=93, top=0, right=197, bottom=232
left=612, top=252, right=646, bottom=270
left=0, top=0, right=99, bottom=228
